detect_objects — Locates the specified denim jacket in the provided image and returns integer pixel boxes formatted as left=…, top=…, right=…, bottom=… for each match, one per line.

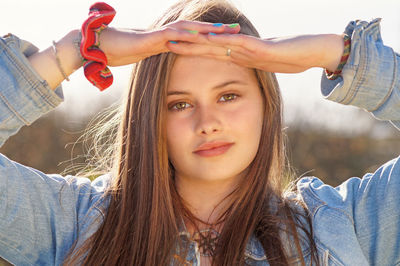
left=1, top=18, right=400, bottom=265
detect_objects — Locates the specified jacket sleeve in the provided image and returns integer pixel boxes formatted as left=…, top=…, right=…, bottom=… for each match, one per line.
left=298, top=19, right=400, bottom=265
left=0, top=34, right=106, bottom=265
left=320, top=18, right=400, bottom=130
left=0, top=33, right=64, bottom=148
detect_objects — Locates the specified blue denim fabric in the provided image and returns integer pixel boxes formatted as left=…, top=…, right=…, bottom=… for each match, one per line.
left=1, top=18, right=400, bottom=265
left=321, top=18, right=400, bottom=130
left=0, top=34, right=108, bottom=265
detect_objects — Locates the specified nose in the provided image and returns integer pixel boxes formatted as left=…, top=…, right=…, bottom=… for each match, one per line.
left=194, top=106, right=222, bottom=135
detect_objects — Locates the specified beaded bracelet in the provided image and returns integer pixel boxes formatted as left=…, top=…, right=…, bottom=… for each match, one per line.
left=325, top=34, right=351, bottom=80
left=80, top=2, right=116, bottom=91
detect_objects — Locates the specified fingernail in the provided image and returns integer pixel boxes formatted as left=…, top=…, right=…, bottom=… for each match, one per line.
left=185, top=29, right=198, bottom=34
left=228, top=23, right=239, bottom=28
left=213, top=23, right=223, bottom=27
left=209, top=32, right=217, bottom=36
left=169, top=41, right=178, bottom=44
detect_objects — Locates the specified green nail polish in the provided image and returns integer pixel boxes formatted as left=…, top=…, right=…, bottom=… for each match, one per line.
left=185, top=29, right=198, bottom=34
left=228, top=23, right=239, bottom=28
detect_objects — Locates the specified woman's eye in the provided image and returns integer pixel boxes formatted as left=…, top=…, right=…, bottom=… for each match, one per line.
left=169, top=94, right=238, bottom=111
left=220, top=93, right=238, bottom=102
left=170, top=102, right=191, bottom=111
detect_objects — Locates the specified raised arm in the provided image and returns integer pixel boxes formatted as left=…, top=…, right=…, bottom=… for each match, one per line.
left=27, top=22, right=241, bottom=90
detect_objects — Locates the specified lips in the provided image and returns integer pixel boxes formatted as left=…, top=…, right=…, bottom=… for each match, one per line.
left=193, top=141, right=234, bottom=157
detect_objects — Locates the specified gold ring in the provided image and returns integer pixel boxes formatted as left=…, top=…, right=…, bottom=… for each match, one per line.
left=226, top=48, right=231, bottom=56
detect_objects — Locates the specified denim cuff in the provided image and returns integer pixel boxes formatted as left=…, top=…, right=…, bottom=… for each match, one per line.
left=320, top=19, right=398, bottom=112
left=0, top=34, right=64, bottom=126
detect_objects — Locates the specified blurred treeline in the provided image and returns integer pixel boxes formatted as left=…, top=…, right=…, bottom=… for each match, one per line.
left=286, top=127, right=400, bottom=186
left=1, top=107, right=400, bottom=188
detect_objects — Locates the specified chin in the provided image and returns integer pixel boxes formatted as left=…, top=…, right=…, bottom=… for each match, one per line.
left=193, top=171, right=242, bottom=183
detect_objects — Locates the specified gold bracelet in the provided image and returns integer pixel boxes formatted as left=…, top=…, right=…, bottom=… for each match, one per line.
left=73, top=31, right=85, bottom=64
left=52, top=41, right=70, bottom=81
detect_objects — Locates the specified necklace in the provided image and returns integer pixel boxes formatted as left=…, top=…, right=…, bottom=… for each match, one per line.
left=191, top=228, right=220, bottom=257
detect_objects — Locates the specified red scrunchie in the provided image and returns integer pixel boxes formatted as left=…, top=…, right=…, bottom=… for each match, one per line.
left=80, top=2, right=116, bottom=91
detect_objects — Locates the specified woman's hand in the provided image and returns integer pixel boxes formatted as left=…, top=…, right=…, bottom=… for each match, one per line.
left=167, top=33, right=345, bottom=73
left=100, top=21, right=240, bottom=66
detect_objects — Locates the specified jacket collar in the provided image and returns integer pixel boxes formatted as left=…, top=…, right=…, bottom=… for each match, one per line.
left=175, top=227, right=267, bottom=264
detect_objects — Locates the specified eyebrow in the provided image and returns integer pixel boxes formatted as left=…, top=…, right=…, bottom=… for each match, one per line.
left=167, top=80, right=248, bottom=96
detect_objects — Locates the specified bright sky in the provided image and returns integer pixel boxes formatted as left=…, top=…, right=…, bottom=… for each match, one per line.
left=2, top=0, right=400, bottom=135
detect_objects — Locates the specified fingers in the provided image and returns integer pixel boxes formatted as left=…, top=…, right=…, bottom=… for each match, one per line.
left=166, top=41, right=231, bottom=58
left=159, top=27, right=209, bottom=44
left=157, top=21, right=241, bottom=45
left=167, top=42, right=253, bottom=69
left=164, top=20, right=241, bottom=34
left=207, top=33, right=262, bottom=52
left=166, top=35, right=254, bottom=60
left=166, top=42, right=253, bottom=66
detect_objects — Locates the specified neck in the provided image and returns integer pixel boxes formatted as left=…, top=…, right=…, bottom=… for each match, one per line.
left=175, top=174, right=242, bottom=233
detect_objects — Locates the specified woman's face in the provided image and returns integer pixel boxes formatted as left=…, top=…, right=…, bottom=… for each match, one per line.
left=166, top=55, right=264, bottom=184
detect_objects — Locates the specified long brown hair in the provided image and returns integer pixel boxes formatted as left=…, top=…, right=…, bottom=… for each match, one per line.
left=64, top=0, right=318, bottom=265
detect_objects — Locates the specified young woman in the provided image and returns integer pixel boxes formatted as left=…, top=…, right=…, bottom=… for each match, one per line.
left=1, top=0, right=399, bottom=265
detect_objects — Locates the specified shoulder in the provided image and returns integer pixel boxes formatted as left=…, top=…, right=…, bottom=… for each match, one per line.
left=296, top=156, right=400, bottom=216
left=66, top=173, right=112, bottom=252
left=66, top=173, right=112, bottom=217
left=294, top=156, right=400, bottom=264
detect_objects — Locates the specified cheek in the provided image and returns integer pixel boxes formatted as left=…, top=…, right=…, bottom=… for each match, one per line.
left=230, top=98, right=264, bottom=135
left=229, top=96, right=264, bottom=164
left=166, top=116, right=190, bottom=158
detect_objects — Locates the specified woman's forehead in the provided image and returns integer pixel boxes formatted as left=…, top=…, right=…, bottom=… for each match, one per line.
left=167, top=55, right=258, bottom=92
